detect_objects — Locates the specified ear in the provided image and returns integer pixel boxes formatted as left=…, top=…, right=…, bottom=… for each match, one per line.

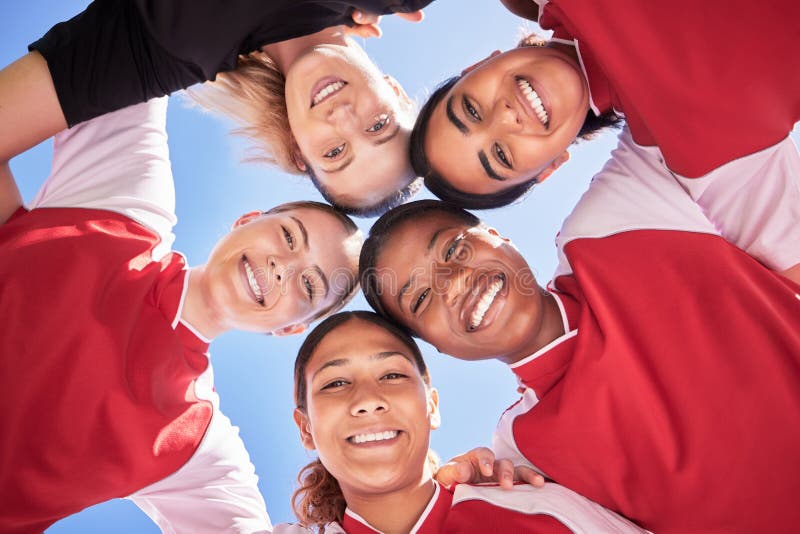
left=536, top=151, right=570, bottom=184
left=383, top=74, right=413, bottom=110
left=233, top=211, right=264, bottom=229
left=486, top=227, right=511, bottom=244
left=273, top=323, right=308, bottom=337
left=293, top=408, right=316, bottom=450
left=462, top=50, right=502, bottom=75
left=427, top=388, right=441, bottom=430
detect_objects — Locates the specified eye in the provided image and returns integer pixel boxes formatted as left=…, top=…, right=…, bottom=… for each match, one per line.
left=445, top=235, right=464, bottom=261
left=324, top=144, right=346, bottom=159
left=494, top=143, right=512, bottom=168
left=382, top=372, right=408, bottom=381
left=367, top=113, right=391, bottom=133
left=321, top=379, right=348, bottom=391
left=411, top=288, right=431, bottom=314
left=282, top=226, right=295, bottom=250
left=462, top=96, right=481, bottom=121
left=302, top=275, right=315, bottom=301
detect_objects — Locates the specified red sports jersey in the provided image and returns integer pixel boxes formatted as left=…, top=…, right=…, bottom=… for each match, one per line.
left=0, top=207, right=211, bottom=533
left=320, top=482, right=642, bottom=533
left=537, top=0, right=800, bottom=177
left=496, top=229, right=800, bottom=533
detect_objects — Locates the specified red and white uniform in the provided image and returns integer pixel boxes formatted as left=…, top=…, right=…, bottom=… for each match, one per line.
left=0, top=98, right=271, bottom=533
left=494, top=129, right=800, bottom=533
left=295, top=482, right=643, bottom=534
left=532, top=0, right=800, bottom=272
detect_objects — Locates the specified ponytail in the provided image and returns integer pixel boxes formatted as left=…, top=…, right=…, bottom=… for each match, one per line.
left=292, top=458, right=347, bottom=532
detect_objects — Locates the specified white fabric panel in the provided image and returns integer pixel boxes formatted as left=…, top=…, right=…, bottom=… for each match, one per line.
left=554, top=127, right=718, bottom=279
left=31, top=98, right=177, bottom=260
left=452, top=483, right=647, bottom=533
left=130, top=364, right=272, bottom=534
left=673, top=135, right=800, bottom=271
left=492, top=388, right=545, bottom=477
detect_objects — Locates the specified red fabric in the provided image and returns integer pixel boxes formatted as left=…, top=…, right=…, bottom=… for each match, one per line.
left=0, top=208, right=212, bottom=534
left=510, top=230, right=800, bottom=533
left=540, top=0, right=800, bottom=177
left=443, top=498, right=570, bottom=534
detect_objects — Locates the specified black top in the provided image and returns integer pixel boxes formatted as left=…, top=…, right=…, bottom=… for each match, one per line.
left=30, top=0, right=434, bottom=127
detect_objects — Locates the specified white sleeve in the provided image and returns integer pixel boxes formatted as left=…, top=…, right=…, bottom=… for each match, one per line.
left=31, top=97, right=176, bottom=259
left=129, top=364, right=272, bottom=534
left=672, top=135, right=800, bottom=272
left=491, top=389, right=545, bottom=477
left=554, top=127, right=719, bottom=279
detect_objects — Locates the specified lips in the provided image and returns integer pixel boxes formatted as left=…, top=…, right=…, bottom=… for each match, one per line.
left=461, top=272, right=507, bottom=332
left=515, top=76, right=550, bottom=128
left=310, top=76, right=348, bottom=107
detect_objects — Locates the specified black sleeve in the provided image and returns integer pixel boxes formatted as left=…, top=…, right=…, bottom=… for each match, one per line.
left=29, top=0, right=436, bottom=127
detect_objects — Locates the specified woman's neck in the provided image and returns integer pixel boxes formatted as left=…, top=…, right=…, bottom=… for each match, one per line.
left=180, top=266, right=224, bottom=340
left=262, top=26, right=349, bottom=73
left=343, top=477, right=437, bottom=534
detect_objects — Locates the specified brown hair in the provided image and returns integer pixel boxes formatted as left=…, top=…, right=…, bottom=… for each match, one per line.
left=291, top=311, right=436, bottom=531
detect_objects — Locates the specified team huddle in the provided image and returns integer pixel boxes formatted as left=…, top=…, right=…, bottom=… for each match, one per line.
left=1, top=1, right=799, bottom=533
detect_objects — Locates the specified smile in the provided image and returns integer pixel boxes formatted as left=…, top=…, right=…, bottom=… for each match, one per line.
left=348, top=430, right=399, bottom=444
left=241, top=255, right=265, bottom=306
left=516, top=77, right=549, bottom=127
left=311, top=78, right=347, bottom=107
left=467, top=275, right=505, bottom=331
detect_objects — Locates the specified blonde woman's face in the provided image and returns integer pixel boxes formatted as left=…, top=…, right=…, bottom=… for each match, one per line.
left=294, top=319, right=439, bottom=498
left=284, top=44, right=415, bottom=209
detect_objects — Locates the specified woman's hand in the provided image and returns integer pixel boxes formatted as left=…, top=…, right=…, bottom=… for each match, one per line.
left=435, top=447, right=545, bottom=489
left=347, top=9, right=425, bottom=38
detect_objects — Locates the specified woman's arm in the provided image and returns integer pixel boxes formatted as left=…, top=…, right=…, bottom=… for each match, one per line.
left=0, top=163, right=22, bottom=225
left=0, top=52, right=66, bottom=165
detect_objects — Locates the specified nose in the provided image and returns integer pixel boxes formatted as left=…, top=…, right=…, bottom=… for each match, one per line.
left=442, top=264, right=472, bottom=308
left=492, top=98, right=522, bottom=131
left=268, top=256, right=291, bottom=286
left=350, top=384, right=389, bottom=416
left=327, top=102, right=359, bottom=134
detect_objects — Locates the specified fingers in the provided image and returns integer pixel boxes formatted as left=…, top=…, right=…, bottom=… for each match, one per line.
left=434, top=459, right=474, bottom=486
left=514, top=466, right=546, bottom=488
left=351, top=10, right=381, bottom=25
left=396, top=10, right=425, bottom=23
left=494, top=459, right=515, bottom=489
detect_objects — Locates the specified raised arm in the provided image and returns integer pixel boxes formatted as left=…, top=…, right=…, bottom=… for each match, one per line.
left=0, top=52, right=66, bottom=167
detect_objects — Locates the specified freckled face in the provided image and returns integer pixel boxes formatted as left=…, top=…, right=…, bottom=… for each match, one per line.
left=202, top=207, right=356, bottom=334
left=373, top=212, right=549, bottom=362
left=426, top=46, right=589, bottom=195
left=298, top=319, right=436, bottom=495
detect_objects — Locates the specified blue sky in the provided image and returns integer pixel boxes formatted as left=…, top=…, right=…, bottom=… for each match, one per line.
left=7, top=2, right=793, bottom=532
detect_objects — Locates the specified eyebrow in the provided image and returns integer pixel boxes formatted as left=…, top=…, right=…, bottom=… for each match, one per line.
left=478, top=151, right=507, bottom=181
left=446, top=95, right=469, bottom=134
left=292, top=215, right=330, bottom=299
left=373, top=124, right=402, bottom=146
left=321, top=155, right=355, bottom=174
left=312, top=351, right=409, bottom=380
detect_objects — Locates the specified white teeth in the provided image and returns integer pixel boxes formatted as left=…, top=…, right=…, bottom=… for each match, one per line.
left=242, top=258, right=264, bottom=304
left=351, top=430, right=398, bottom=444
left=312, top=81, right=346, bottom=106
left=517, top=78, right=549, bottom=126
left=469, top=278, right=504, bottom=331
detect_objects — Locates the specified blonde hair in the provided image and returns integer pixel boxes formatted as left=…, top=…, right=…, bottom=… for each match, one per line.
left=188, top=51, right=301, bottom=174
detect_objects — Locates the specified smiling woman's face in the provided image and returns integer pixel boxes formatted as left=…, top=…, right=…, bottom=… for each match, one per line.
left=425, top=46, right=589, bottom=196
left=294, top=319, right=438, bottom=497
left=284, top=43, right=415, bottom=210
